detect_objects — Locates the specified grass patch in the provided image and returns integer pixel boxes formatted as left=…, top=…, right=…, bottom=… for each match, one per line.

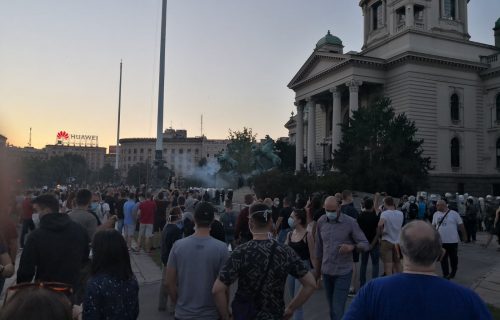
left=488, top=304, right=500, bottom=320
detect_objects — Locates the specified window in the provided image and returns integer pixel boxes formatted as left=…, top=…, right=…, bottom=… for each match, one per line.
left=372, top=2, right=384, bottom=30
left=179, top=149, right=184, bottom=154
left=396, top=7, right=405, bottom=26
left=140, top=148, right=143, bottom=153
left=450, top=93, right=460, bottom=121
left=451, top=137, right=460, bottom=167
left=133, top=148, right=137, bottom=154
left=496, top=139, right=500, bottom=168
left=195, top=148, right=199, bottom=154
left=496, top=94, right=500, bottom=122
left=171, top=149, right=175, bottom=154
left=414, top=5, right=424, bottom=21
left=443, top=0, right=456, bottom=20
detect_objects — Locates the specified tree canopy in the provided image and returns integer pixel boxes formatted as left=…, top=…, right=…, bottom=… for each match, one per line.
left=220, top=127, right=257, bottom=175
left=332, top=98, right=431, bottom=196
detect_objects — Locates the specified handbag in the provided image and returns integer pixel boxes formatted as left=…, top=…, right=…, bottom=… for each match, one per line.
left=232, top=241, right=277, bottom=320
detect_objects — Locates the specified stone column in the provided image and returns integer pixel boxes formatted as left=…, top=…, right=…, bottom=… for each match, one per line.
left=306, top=98, right=316, bottom=171
left=330, top=87, right=342, bottom=152
left=295, top=102, right=304, bottom=172
left=347, top=80, right=363, bottom=120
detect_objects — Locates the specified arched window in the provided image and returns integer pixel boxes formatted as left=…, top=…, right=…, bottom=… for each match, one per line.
left=451, top=137, right=460, bottom=168
left=496, top=138, right=500, bottom=168
left=496, top=94, right=500, bottom=122
left=450, top=93, right=459, bottom=121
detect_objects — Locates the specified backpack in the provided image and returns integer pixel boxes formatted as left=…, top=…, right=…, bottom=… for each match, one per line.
left=408, top=203, right=418, bottom=220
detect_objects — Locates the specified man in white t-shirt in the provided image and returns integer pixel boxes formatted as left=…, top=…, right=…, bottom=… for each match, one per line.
left=378, top=196, right=404, bottom=276
left=432, top=200, right=467, bottom=279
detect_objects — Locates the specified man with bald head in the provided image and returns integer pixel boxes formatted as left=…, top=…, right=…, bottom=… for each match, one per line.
left=344, top=221, right=491, bottom=319
left=314, top=196, right=369, bottom=320
left=432, top=199, right=467, bottom=280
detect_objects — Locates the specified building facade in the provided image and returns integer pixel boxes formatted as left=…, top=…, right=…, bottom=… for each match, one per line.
left=287, top=0, right=500, bottom=195
left=44, top=145, right=106, bottom=171
left=119, top=129, right=228, bottom=177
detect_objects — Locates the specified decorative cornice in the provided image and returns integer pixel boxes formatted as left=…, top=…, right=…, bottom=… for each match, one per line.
left=385, top=51, right=489, bottom=72
left=289, top=55, right=385, bottom=90
left=480, top=66, right=500, bottom=80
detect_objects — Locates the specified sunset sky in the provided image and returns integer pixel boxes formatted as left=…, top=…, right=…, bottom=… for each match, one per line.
left=1, top=0, right=499, bottom=150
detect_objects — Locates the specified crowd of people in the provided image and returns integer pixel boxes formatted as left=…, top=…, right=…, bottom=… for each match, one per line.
left=0, top=185, right=499, bottom=319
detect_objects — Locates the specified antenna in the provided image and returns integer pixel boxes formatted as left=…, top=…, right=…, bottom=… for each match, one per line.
left=28, top=127, right=32, bottom=147
left=201, top=114, right=203, bottom=137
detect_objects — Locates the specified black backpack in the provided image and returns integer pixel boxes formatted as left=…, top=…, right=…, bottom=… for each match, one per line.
left=408, top=203, right=419, bottom=220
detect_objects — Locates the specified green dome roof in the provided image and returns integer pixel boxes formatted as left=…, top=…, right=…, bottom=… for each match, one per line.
left=316, top=30, right=343, bottom=49
left=495, top=18, right=500, bottom=30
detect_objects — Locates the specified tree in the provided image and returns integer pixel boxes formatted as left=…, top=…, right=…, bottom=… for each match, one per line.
left=333, top=98, right=431, bottom=196
left=221, top=127, right=257, bottom=174
left=274, top=139, right=296, bottom=172
left=126, top=162, right=152, bottom=186
left=98, top=164, right=116, bottom=184
left=20, top=154, right=90, bottom=187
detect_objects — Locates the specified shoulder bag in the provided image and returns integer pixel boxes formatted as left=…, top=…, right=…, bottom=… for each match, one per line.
left=232, top=241, right=277, bottom=320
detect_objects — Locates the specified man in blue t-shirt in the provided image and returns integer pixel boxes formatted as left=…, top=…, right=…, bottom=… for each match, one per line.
left=344, top=220, right=492, bottom=320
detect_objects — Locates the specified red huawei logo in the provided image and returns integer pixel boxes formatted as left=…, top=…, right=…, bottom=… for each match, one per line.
left=57, top=131, right=69, bottom=140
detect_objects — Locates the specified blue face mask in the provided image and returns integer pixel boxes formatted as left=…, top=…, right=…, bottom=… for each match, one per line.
left=90, top=203, right=98, bottom=212
left=176, top=221, right=184, bottom=230
left=326, top=210, right=338, bottom=220
left=288, top=217, right=295, bottom=229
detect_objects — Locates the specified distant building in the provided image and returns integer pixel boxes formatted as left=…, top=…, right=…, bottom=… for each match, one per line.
left=0, top=134, right=6, bottom=148
left=287, top=1, right=500, bottom=195
left=6, top=146, right=48, bottom=161
left=119, top=129, right=228, bottom=177
left=44, top=145, right=106, bottom=171
left=104, top=145, right=117, bottom=168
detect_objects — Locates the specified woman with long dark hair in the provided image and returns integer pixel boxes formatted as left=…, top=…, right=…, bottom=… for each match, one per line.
left=83, top=229, right=139, bottom=320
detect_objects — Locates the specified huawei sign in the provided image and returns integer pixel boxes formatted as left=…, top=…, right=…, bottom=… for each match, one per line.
left=57, top=131, right=69, bottom=141
left=55, top=130, right=99, bottom=147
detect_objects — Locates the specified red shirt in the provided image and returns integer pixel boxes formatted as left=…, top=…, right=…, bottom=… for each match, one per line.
left=138, top=200, right=156, bottom=224
left=21, top=197, right=33, bottom=220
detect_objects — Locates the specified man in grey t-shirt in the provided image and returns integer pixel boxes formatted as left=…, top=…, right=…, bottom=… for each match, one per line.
left=166, top=201, right=229, bottom=320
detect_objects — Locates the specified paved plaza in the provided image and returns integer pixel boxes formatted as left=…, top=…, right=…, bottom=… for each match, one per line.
left=134, top=232, right=500, bottom=320
left=1, top=232, right=498, bottom=319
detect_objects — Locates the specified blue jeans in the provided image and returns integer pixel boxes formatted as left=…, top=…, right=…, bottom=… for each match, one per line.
left=115, top=219, right=124, bottom=235
left=287, top=260, right=311, bottom=320
left=323, top=271, right=352, bottom=320
left=278, top=228, right=290, bottom=244
left=360, top=244, right=380, bottom=287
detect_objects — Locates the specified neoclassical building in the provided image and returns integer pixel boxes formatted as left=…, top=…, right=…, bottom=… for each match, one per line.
left=286, top=0, right=500, bottom=195
left=118, top=129, right=228, bottom=177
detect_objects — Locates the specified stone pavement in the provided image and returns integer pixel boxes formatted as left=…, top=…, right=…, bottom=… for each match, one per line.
left=473, top=258, right=500, bottom=309
left=2, top=232, right=499, bottom=319
left=137, top=232, right=500, bottom=320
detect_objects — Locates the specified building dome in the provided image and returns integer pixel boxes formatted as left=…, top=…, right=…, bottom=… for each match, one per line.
left=316, top=30, right=343, bottom=49
left=495, top=18, right=500, bottom=30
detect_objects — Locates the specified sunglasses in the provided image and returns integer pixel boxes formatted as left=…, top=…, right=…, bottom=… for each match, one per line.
left=3, top=282, right=73, bottom=305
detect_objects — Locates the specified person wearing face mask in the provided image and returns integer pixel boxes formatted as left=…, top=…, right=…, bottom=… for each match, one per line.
left=314, top=196, right=369, bottom=320
left=68, top=189, right=99, bottom=241
left=159, top=206, right=184, bottom=313
left=285, top=208, right=315, bottom=320
left=213, top=203, right=316, bottom=320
